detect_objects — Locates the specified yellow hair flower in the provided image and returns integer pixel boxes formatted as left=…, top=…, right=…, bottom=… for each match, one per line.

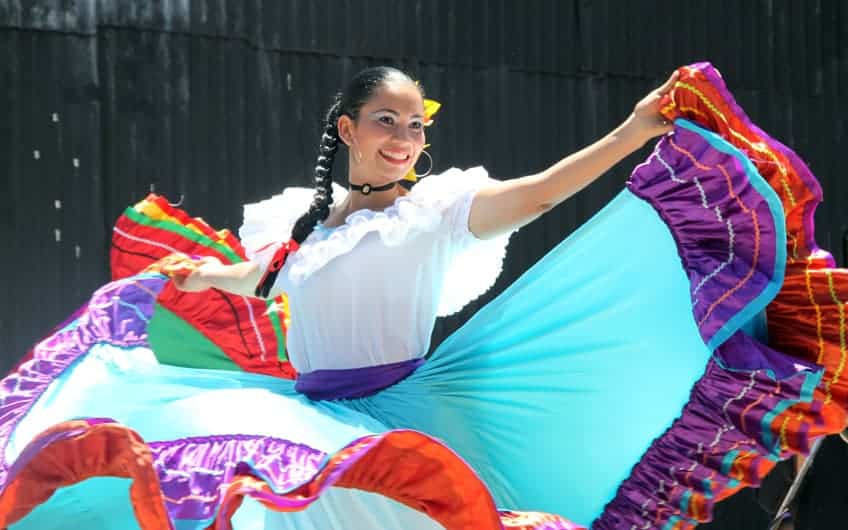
left=404, top=98, right=441, bottom=183
left=404, top=144, right=431, bottom=182
left=423, top=99, right=441, bottom=126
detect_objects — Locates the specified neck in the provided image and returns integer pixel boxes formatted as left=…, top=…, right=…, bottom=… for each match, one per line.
left=346, top=177, right=403, bottom=213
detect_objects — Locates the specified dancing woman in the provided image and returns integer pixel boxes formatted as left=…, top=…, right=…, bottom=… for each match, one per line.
left=2, top=63, right=844, bottom=530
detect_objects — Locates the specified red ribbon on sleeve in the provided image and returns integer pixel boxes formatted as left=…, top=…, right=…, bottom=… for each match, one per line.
left=254, top=239, right=300, bottom=298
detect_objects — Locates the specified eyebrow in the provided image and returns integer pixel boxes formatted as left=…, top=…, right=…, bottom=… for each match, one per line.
left=370, top=109, right=424, bottom=119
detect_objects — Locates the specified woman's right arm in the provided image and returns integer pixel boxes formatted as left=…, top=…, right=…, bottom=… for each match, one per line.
left=171, top=257, right=264, bottom=298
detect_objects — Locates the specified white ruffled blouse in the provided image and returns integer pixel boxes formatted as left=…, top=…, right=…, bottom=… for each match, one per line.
left=239, top=167, right=512, bottom=374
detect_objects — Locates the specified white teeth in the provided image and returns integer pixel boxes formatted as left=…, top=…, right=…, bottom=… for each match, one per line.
left=381, top=151, right=408, bottom=161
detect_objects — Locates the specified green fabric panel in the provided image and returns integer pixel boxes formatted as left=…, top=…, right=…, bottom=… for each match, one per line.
left=265, top=300, right=288, bottom=362
left=148, top=303, right=243, bottom=371
left=122, top=207, right=243, bottom=264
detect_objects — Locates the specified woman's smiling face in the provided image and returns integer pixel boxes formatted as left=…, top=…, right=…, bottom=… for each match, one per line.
left=339, top=79, right=426, bottom=185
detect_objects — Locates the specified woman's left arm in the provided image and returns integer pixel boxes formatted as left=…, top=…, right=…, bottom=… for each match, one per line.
left=469, top=71, right=678, bottom=239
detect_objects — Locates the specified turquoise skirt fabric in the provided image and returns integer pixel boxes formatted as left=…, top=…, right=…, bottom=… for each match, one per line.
left=350, top=189, right=715, bottom=523
left=11, top=186, right=701, bottom=527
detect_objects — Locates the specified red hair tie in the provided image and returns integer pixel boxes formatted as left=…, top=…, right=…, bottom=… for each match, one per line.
left=254, top=239, right=300, bottom=298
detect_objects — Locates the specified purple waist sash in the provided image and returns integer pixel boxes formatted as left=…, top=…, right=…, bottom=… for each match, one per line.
left=294, top=357, right=425, bottom=401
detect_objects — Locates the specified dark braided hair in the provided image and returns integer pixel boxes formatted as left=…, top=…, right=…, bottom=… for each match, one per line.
left=290, top=97, right=343, bottom=244
left=255, top=66, right=424, bottom=297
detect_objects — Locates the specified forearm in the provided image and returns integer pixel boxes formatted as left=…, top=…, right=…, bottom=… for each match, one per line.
left=196, top=260, right=264, bottom=298
left=468, top=71, right=677, bottom=239
left=469, top=117, right=645, bottom=238
left=534, top=117, right=644, bottom=208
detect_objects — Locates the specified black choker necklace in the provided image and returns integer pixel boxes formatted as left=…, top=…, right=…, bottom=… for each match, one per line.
left=349, top=182, right=396, bottom=195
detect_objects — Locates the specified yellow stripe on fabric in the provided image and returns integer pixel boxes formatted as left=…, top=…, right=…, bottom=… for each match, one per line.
left=135, top=199, right=238, bottom=254
left=788, top=234, right=799, bottom=262
left=674, top=81, right=729, bottom=123
left=678, top=105, right=709, bottom=120
left=673, top=81, right=796, bottom=208
left=824, top=271, right=847, bottom=405
left=805, top=256, right=826, bottom=364
left=688, top=490, right=700, bottom=522
left=136, top=200, right=199, bottom=232
left=122, top=206, right=242, bottom=264
left=788, top=411, right=806, bottom=451
left=779, top=414, right=791, bottom=451
left=265, top=297, right=289, bottom=363
left=280, top=295, right=291, bottom=330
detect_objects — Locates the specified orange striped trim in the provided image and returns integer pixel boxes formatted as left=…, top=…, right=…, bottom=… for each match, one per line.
left=672, top=81, right=796, bottom=208
left=697, top=165, right=761, bottom=326
left=0, top=421, right=170, bottom=530
left=824, top=271, right=847, bottom=405
left=678, top=105, right=709, bottom=121
left=666, top=138, right=762, bottom=327
left=739, top=381, right=775, bottom=434
left=805, top=256, right=827, bottom=364
left=778, top=414, right=792, bottom=451
left=787, top=234, right=799, bottom=262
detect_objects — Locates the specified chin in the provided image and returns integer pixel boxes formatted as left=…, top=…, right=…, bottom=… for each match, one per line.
left=375, top=165, right=412, bottom=183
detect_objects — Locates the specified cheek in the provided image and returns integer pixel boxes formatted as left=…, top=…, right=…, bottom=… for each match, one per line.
left=358, top=122, right=391, bottom=147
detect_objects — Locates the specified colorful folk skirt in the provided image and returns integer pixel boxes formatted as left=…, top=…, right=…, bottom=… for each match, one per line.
left=2, top=63, right=846, bottom=530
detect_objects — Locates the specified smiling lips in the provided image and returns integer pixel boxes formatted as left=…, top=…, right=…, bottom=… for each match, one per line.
left=379, top=150, right=411, bottom=166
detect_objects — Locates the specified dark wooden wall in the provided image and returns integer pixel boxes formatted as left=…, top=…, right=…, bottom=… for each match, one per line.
left=1, top=1, right=847, bottom=528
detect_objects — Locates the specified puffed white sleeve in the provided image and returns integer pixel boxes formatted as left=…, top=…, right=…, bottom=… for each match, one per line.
left=238, top=184, right=347, bottom=272
left=409, top=167, right=514, bottom=317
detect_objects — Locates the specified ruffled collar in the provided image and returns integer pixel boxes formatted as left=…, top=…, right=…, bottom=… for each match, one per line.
left=285, top=185, right=444, bottom=284
left=240, top=167, right=510, bottom=316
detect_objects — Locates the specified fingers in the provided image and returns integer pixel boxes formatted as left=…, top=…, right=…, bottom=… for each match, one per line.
left=162, top=261, right=201, bottom=290
left=170, top=270, right=201, bottom=292
left=162, top=262, right=196, bottom=277
left=656, top=70, right=680, bottom=95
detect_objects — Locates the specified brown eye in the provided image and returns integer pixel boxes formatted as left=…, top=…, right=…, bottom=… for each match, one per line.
left=378, top=115, right=395, bottom=126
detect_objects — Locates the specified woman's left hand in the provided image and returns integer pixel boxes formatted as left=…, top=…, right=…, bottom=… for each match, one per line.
left=167, top=256, right=222, bottom=293
left=624, top=70, right=680, bottom=145
left=467, top=69, right=681, bottom=239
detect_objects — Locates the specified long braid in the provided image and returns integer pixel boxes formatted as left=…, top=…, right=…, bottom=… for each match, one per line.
left=254, top=98, right=342, bottom=298
left=291, top=98, right=342, bottom=243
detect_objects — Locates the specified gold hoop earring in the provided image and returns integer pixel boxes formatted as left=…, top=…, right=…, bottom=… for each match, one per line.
left=350, top=138, right=363, bottom=164
left=415, top=150, right=433, bottom=178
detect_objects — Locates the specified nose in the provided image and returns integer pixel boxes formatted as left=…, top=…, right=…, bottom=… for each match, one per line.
left=392, top=127, right=412, bottom=142
left=392, top=125, right=421, bottom=145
